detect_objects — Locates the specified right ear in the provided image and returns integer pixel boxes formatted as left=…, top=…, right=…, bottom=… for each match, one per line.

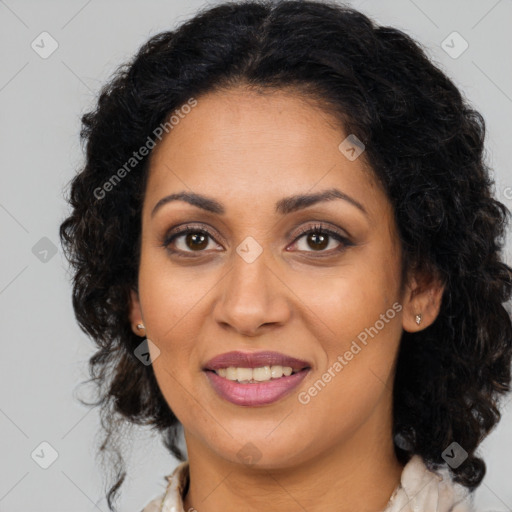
left=129, top=287, right=144, bottom=336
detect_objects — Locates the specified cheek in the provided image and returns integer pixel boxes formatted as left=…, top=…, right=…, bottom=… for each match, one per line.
left=137, top=256, right=211, bottom=403
left=291, top=256, right=403, bottom=403
left=138, top=246, right=218, bottom=340
left=292, top=259, right=400, bottom=344
left=296, top=275, right=402, bottom=430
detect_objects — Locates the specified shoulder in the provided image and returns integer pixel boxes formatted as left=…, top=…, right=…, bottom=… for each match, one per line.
left=384, top=454, right=477, bottom=512
left=140, top=492, right=166, bottom=512
left=140, top=460, right=190, bottom=512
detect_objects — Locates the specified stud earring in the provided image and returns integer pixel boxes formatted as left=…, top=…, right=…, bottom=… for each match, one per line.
left=137, top=323, right=145, bottom=331
left=415, top=314, right=422, bottom=326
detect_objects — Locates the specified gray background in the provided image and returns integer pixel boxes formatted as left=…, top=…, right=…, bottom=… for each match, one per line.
left=1, top=0, right=511, bottom=511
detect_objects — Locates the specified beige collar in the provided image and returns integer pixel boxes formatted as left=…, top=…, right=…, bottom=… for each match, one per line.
left=383, top=455, right=475, bottom=511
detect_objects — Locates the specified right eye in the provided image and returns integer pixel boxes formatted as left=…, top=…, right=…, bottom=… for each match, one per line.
left=162, top=224, right=223, bottom=256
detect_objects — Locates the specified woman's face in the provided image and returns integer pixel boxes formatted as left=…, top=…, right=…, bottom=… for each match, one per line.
left=130, top=87, right=418, bottom=469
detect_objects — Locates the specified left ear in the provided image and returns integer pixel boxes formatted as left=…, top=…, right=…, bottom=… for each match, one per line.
left=401, top=269, right=445, bottom=333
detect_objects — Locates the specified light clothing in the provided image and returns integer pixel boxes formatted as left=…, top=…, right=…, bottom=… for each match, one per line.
left=141, top=454, right=475, bottom=512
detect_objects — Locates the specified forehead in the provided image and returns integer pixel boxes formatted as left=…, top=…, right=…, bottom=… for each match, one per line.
left=145, top=87, right=385, bottom=217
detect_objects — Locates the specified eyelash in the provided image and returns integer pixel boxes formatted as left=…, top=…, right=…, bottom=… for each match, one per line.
left=162, top=222, right=353, bottom=258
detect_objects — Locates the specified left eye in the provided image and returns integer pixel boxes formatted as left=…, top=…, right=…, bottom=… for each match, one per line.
left=291, top=226, right=349, bottom=253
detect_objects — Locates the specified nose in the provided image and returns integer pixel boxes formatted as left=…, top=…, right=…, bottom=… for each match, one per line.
left=212, top=246, right=292, bottom=337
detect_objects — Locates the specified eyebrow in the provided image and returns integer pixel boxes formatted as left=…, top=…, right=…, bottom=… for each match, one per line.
left=150, top=188, right=368, bottom=218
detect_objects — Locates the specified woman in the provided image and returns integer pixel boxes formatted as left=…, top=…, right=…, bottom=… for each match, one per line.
left=59, top=1, right=512, bottom=511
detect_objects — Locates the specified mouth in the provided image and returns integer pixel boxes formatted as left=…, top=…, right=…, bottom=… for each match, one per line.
left=202, top=351, right=312, bottom=406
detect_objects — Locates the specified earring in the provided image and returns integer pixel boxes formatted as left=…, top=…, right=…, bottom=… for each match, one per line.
left=415, top=314, right=422, bottom=326
left=136, top=323, right=145, bottom=331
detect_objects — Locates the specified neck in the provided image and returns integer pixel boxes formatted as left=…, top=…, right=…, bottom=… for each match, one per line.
left=182, top=411, right=404, bottom=512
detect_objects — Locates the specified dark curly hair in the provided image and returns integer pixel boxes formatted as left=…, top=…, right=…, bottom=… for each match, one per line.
left=59, top=0, right=512, bottom=509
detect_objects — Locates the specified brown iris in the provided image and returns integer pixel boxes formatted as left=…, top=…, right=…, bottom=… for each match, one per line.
left=186, top=232, right=209, bottom=250
left=307, top=232, right=329, bottom=251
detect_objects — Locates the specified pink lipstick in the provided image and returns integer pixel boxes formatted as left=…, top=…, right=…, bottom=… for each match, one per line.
left=202, top=350, right=311, bottom=406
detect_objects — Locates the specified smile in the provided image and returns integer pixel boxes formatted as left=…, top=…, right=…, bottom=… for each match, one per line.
left=204, top=366, right=310, bottom=406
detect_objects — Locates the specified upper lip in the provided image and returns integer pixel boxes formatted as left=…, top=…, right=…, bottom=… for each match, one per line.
left=203, top=351, right=311, bottom=372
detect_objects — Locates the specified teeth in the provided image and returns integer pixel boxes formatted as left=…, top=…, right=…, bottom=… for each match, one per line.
left=237, top=367, right=253, bottom=382
left=282, top=366, right=293, bottom=376
left=225, top=367, right=237, bottom=380
left=214, top=365, right=297, bottom=382
left=253, top=366, right=271, bottom=381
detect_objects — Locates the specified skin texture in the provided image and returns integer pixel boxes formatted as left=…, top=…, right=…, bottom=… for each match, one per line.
left=129, top=87, right=444, bottom=512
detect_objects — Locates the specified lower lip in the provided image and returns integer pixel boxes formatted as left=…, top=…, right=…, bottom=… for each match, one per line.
left=204, top=369, right=310, bottom=406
